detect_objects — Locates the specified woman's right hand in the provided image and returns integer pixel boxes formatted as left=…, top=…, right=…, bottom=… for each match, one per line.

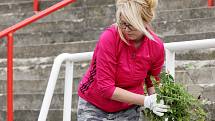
left=144, top=94, right=169, bottom=116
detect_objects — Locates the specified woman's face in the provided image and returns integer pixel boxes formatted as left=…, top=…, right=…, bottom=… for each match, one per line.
left=119, top=16, right=144, bottom=42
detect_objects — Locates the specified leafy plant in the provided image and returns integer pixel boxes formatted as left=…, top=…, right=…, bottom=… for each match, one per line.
left=142, top=72, right=206, bottom=121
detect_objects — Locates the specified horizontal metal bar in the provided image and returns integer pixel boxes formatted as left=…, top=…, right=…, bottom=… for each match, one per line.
left=0, top=0, right=76, bottom=38
left=38, top=52, right=93, bottom=121
left=164, top=38, right=215, bottom=51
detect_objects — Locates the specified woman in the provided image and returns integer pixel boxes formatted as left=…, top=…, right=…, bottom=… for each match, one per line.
left=77, top=0, right=169, bottom=120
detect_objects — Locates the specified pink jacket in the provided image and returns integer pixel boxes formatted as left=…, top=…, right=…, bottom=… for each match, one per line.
left=78, top=25, right=164, bottom=112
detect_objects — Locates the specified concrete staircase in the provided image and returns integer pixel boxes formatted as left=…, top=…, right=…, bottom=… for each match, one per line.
left=0, top=0, right=215, bottom=120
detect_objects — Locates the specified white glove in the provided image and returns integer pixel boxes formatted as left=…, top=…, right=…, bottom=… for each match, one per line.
left=144, top=94, right=169, bottom=116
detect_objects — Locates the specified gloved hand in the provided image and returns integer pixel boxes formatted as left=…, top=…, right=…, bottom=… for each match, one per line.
left=144, top=94, right=169, bottom=116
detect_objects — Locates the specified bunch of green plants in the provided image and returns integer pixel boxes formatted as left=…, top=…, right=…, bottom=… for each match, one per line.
left=143, top=72, right=206, bottom=121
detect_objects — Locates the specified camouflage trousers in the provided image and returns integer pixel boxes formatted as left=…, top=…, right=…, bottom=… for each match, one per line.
left=77, top=97, right=141, bottom=121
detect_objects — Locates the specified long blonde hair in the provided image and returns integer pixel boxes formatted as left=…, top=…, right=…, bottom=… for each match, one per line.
left=116, top=0, right=157, bottom=43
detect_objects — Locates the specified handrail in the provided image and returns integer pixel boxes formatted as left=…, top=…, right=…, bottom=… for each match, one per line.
left=38, top=52, right=93, bottom=121
left=165, top=38, right=215, bottom=77
left=165, top=38, right=215, bottom=51
left=208, top=0, right=214, bottom=7
left=0, top=0, right=76, bottom=121
left=0, top=0, right=75, bottom=38
left=7, top=33, right=14, bottom=121
left=41, top=39, right=215, bottom=121
left=34, top=0, right=40, bottom=12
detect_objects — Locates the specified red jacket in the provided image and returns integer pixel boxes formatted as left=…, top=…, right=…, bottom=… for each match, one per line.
left=78, top=25, right=164, bottom=112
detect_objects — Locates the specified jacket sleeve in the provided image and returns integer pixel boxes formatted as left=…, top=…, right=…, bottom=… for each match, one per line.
left=145, top=39, right=165, bottom=88
left=96, top=29, right=117, bottom=99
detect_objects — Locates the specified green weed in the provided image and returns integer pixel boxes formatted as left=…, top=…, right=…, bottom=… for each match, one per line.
left=143, top=72, right=206, bottom=121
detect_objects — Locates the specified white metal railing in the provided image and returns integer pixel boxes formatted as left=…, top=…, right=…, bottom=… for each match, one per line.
left=38, top=39, right=215, bottom=121
left=38, top=52, right=93, bottom=121
left=165, top=38, right=215, bottom=77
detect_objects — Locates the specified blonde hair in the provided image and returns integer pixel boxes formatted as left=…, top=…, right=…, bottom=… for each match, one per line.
left=116, top=0, right=157, bottom=43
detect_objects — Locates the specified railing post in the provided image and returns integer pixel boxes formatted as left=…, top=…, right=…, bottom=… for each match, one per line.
left=165, top=49, right=175, bottom=78
left=34, top=0, right=40, bottom=13
left=37, top=59, right=61, bottom=121
left=63, top=61, right=74, bottom=121
left=208, top=0, right=214, bottom=7
left=7, top=33, right=14, bottom=121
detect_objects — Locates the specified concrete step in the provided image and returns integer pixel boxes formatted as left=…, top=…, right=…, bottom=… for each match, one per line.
left=0, top=13, right=34, bottom=26
left=153, top=17, right=215, bottom=36
left=0, top=30, right=101, bottom=47
left=0, top=1, right=33, bottom=15
left=0, top=0, right=78, bottom=14
left=1, top=5, right=214, bottom=33
left=1, top=39, right=215, bottom=59
left=0, top=62, right=88, bottom=81
left=1, top=80, right=215, bottom=102
left=0, top=0, right=31, bottom=4
left=157, top=0, right=207, bottom=10
left=0, top=56, right=55, bottom=67
left=176, top=60, right=215, bottom=69
left=175, top=60, right=215, bottom=84
left=0, top=77, right=82, bottom=94
left=0, top=92, right=214, bottom=121
left=186, top=83, right=215, bottom=102
left=0, top=19, right=214, bottom=47
left=0, top=61, right=214, bottom=94
left=175, top=48, right=215, bottom=60
left=0, top=87, right=214, bottom=120
left=1, top=30, right=215, bottom=47
left=1, top=3, right=215, bottom=27
left=0, top=58, right=215, bottom=92
left=0, top=5, right=115, bottom=26
left=0, top=103, right=214, bottom=121
left=155, top=7, right=215, bottom=23
left=0, top=91, right=215, bottom=121
left=176, top=70, right=215, bottom=85
left=204, top=103, right=215, bottom=121
left=172, top=60, right=215, bottom=120
left=162, top=31, right=215, bottom=43
left=2, top=5, right=215, bottom=26
left=0, top=19, right=86, bottom=34
left=0, top=0, right=113, bottom=14
left=0, top=40, right=215, bottom=60
left=0, top=17, right=113, bottom=37
left=0, top=6, right=85, bottom=27
left=0, top=5, right=214, bottom=41
left=0, top=61, right=88, bottom=93
left=0, top=40, right=96, bottom=58
left=0, top=109, right=77, bottom=121
left=1, top=56, right=214, bottom=69
left=0, top=93, right=79, bottom=110
left=0, top=59, right=214, bottom=92
left=1, top=16, right=215, bottom=37
left=0, top=0, right=208, bottom=14
left=17, top=17, right=113, bottom=34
